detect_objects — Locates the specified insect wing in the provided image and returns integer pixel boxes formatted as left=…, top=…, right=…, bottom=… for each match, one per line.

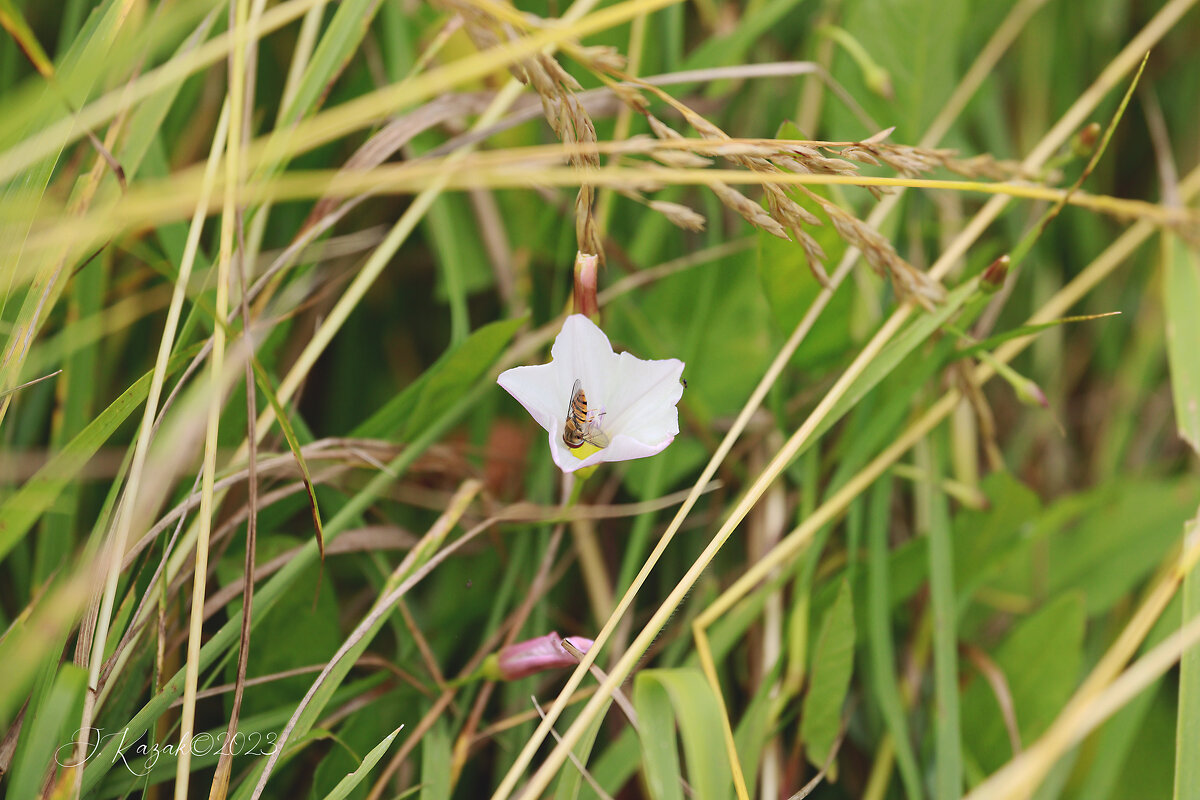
left=563, top=379, right=586, bottom=448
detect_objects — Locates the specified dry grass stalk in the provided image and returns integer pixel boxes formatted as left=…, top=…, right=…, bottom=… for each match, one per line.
left=440, top=0, right=604, bottom=258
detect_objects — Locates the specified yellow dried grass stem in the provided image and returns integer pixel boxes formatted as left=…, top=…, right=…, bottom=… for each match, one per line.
left=72, top=98, right=231, bottom=779
left=30, top=163, right=1195, bottom=266
left=174, top=1, right=249, bottom=794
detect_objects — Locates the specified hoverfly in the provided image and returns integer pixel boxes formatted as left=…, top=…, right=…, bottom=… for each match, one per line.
left=563, top=379, right=610, bottom=449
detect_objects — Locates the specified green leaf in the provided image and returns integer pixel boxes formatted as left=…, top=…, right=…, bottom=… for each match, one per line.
left=837, top=0, right=967, bottom=139
left=801, top=578, right=855, bottom=772
left=320, top=726, right=403, bottom=800
left=808, top=277, right=982, bottom=449
left=633, top=669, right=733, bottom=800
left=354, top=315, right=524, bottom=440
left=251, top=355, right=324, bottom=557
left=553, top=704, right=606, bottom=800
left=678, top=0, right=811, bottom=81
left=7, top=663, right=87, bottom=800
left=733, top=655, right=785, bottom=800
left=1162, top=235, right=1200, bottom=452
left=1047, top=478, right=1200, bottom=615
left=0, top=343, right=201, bottom=566
left=960, top=592, right=1085, bottom=772
left=419, top=718, right=451, bottom=800
left=0, top=0, right=54, bottom=78
left=278, top=0, right=383, bottom=126
left=953, top=471, right=1042, bottom=598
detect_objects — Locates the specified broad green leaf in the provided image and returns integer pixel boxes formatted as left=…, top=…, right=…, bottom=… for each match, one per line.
left=635, top=674, right=683, bottom=800
left=1162, top=234, right=1200, bottom=452
left=404, top=315, right=526, bottom=439
left=1111, top=674, right=1177, bottom=799
left=218, top=535, right=342, bottom=720
left=633, top=669, right=733, bottom=800
left=419, top=718, right=451, bottom=800
left=960, top=592, right=1085, bottom=772
left=588, top=727, right=642, bottom=797
left=0, top=343, right=201, bottom=565
left=321, top=726, right=403, bottom=800
left=801, top=578, right=855, bottom=771
left=1079, top=592, right=1182, bottom=799
left=952, top=471, right=1041, bottom=599
left=837, top=0, right=967, bottom=139
left=1047, top=478, right=1200, bottom=615
left=355, top=315, right=524, bottom=440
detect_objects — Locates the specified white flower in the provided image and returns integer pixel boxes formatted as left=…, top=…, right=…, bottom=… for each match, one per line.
left=497, top=315, right=685, bottom=474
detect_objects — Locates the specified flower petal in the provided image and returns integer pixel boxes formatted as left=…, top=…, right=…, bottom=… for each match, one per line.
left=497, top=362, right=561, bottom=433
left=551, top=315, right=621, bottom=410
left=502, top=314, right=685, bottom=474
left=604, top=353, right=684, bottom=444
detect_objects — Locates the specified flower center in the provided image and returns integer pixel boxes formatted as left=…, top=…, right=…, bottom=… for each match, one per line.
left=569, top=440, right=604, bottom=460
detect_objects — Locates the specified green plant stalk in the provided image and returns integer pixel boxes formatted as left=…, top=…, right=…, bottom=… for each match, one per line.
left=866, top=479, right=923, bottom=799
left=920, top=436, right=962, bottom=799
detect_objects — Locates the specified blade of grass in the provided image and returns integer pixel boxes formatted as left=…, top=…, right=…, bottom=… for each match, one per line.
left=920, top=436, right=962, bottom=799
left=866, top=479, right=923, bottom=799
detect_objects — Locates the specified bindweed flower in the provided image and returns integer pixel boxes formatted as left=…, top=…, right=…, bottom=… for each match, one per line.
left=497, top=314, right=685, bottom=474
left=482, top=632, right=596, bottom=681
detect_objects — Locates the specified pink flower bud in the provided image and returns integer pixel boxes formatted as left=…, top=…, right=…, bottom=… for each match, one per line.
left=492, top=633, right=595, bottom=681
left=981, top=254, right=1010, bottom=293
left=573, top=252, right=600, bottom=322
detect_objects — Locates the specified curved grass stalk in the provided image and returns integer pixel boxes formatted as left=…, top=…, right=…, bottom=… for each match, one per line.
left=498, top=0, right=1196, bottom=793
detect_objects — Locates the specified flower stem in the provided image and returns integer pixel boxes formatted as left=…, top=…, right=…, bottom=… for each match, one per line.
left=563, top=470, right=613, bottom=620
